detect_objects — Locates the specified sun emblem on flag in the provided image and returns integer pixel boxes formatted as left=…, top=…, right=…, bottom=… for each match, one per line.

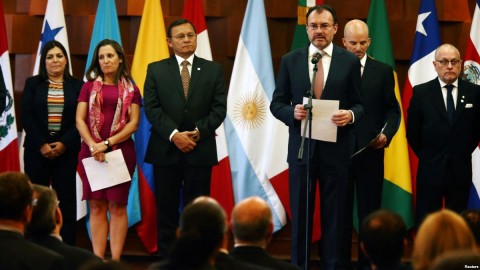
left=463, top=62, right=480, bottom=85
left=0, top=90, right=14, bottom=140
left=233, top=91, right=266, bottom=130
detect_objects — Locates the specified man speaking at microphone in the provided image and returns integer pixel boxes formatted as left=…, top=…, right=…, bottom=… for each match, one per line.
left=270, top=4, right=363, bottom=270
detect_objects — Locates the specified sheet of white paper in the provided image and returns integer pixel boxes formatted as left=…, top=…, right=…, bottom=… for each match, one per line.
left=301, top=97, right=339, bottom=142
left=81, top=149, right=131, bottom=192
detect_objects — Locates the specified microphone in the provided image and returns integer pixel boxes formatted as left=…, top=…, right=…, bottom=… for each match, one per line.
left=311, top=51, right=322, bottom=64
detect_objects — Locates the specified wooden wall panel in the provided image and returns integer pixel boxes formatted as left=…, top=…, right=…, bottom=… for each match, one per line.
left=2, top=0, right=477, bottom=132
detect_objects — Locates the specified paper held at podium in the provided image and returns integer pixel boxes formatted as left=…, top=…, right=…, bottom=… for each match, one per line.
left=81, top=149, right=131, bottom=192
left=301, top=97, right=339, bottom=142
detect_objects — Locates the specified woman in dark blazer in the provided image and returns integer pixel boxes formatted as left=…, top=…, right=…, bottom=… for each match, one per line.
left=22, top=40, right=84, bottom=245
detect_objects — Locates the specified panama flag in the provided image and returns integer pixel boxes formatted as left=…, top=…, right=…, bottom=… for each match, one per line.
left=131, top=0, right=170, bottom=254
left=182, top=0, right=235, bottom=218
left=465, top=0, right=480, bottom=208
left=0, top=1, right=20, bottom=173
left=401, top=0, right=441, bottom=204
left=225, top=0, right=287, bottom=230
left=82, top=0, right=141, bottom=228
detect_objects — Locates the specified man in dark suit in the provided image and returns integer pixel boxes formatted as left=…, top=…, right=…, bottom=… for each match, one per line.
left=270, top=5, right=363, bottom=270
left=0, top=172, right=66, bottom=270
left=28, top=184, right=101, bottom=269
left=143, top=18, right=227, bottom=258
left=407, top=43, right=480, bottom=226
left=341, top=19, right=401, bottom=269
left=230, top=196, right=301, bottom=270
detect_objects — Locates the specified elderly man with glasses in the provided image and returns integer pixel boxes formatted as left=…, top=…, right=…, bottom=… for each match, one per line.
left=407, top=43, right=480, bottom=228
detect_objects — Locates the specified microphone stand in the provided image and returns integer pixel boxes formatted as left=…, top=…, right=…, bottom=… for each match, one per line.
left=297, top=55, right=319, bottom=270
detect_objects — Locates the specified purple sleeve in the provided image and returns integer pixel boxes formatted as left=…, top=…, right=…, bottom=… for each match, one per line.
left=132, top=84, right=143, bottom=106
left=78, top=81, right=93, bottom=102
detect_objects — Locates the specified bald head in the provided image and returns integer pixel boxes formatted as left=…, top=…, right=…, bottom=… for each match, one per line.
left=231, top=196, right=273, bottom=246
left=342, top=19, right=370, bottom=59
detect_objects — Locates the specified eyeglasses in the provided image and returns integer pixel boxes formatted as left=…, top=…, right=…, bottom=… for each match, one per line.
left=308, top=23, right=334, bottom=31
left=435, top=59, right=461, bottom=67
left=172, top=33, right=196, bottom=40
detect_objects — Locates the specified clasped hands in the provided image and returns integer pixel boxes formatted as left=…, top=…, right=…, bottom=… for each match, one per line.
left=40, top=142, right=66, bottom=160
left=172, top=130, right=200, bottom=153
left=293, top=104, right=352, bottom=126
left=89, top=142, right=109, bottom=162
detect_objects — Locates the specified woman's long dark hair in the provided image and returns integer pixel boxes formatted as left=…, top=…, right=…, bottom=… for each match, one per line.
left=39, top=40, right=72, bottom=81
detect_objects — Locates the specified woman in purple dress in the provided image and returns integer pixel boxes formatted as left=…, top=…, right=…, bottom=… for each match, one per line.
left=76, top=39, right=141, bottom=260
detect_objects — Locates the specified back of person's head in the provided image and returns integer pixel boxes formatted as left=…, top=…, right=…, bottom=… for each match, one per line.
left=0, top=172, right=33, bottom=221
left=231, top=196, right=273, bottom=245
left=430, top=250, right=480, bottom=270
left=413, top=209, right=477, bottom=270
left=169, top=196, right=227, bottom=268
left=27, top=184, right=59, bottom=237
left=461, top=209, right=480, bottom=245
left=360, top=209, right=406, bottom=269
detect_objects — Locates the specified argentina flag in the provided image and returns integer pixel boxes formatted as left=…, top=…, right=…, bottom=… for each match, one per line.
left=224, top=0, right=288, bottom=231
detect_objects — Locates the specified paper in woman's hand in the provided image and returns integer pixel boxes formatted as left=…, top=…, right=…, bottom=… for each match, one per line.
left=82, top=149, right=131, bottom=191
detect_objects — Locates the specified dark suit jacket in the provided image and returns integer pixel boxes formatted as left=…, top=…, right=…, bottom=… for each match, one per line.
left=31, top=235, right=101, bottom=270
left=230, top=246, right=301, bottom=270
left=143, top=55, right=227, bottom=166
left=0, top=230, right=66, bottom=270
left=21, top=75, right=83, bottom=152
left=216, top=251, right=273, bottom=270
left=270, top=44, right=363, bottom=166
left=407, top=78, right=480, bottom=188
left=355, top=56, right=400, bottom=149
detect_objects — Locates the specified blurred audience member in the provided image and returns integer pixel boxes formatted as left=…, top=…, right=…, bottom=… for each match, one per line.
left=28, top=184, right=101, bottom=269
left=430, top=250, right=480, bottom=270
left=0, top=172, right=66, bottom=270
left=412, top=209, right=476, bottom=270
left=230, top=196, right=301, bottom=270
left=359, top=209, right=409, bottom=270
left=461, top=209, right=480, bottom=246
left=149, top=196, right=228, bottom=269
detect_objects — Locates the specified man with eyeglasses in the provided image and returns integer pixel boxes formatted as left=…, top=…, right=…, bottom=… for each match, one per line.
left=143, top=18, right=227, bottom=259
left=0, top=172, right=67, bottom=270
left=270, top=4, right=363, bottom=270
left=407, top=44, right=480, bottom=228
left=341, top=19, right=401, bottom=270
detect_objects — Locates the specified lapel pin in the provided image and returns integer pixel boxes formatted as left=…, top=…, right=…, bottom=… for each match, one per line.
left=197, top=67, right=201, bottom=71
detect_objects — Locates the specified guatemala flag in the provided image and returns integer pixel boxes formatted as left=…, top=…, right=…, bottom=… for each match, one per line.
left=466, top=0, right=480, bottom=208
left=401, top=0, right=441, bottom=205
left=225, top=0, right=288, bottom=231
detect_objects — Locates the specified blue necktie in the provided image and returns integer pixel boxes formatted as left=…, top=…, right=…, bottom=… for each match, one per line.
left=445, top=84, right=455, bottom=123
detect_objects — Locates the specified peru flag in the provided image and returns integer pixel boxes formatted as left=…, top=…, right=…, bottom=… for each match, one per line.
left=0, top=1, right=20, bottom=173
left=182, top=0, right=235, bottom=218
left=401, top=0, right=441, bottom=204
left=465, top=0, right=480, bottom=208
